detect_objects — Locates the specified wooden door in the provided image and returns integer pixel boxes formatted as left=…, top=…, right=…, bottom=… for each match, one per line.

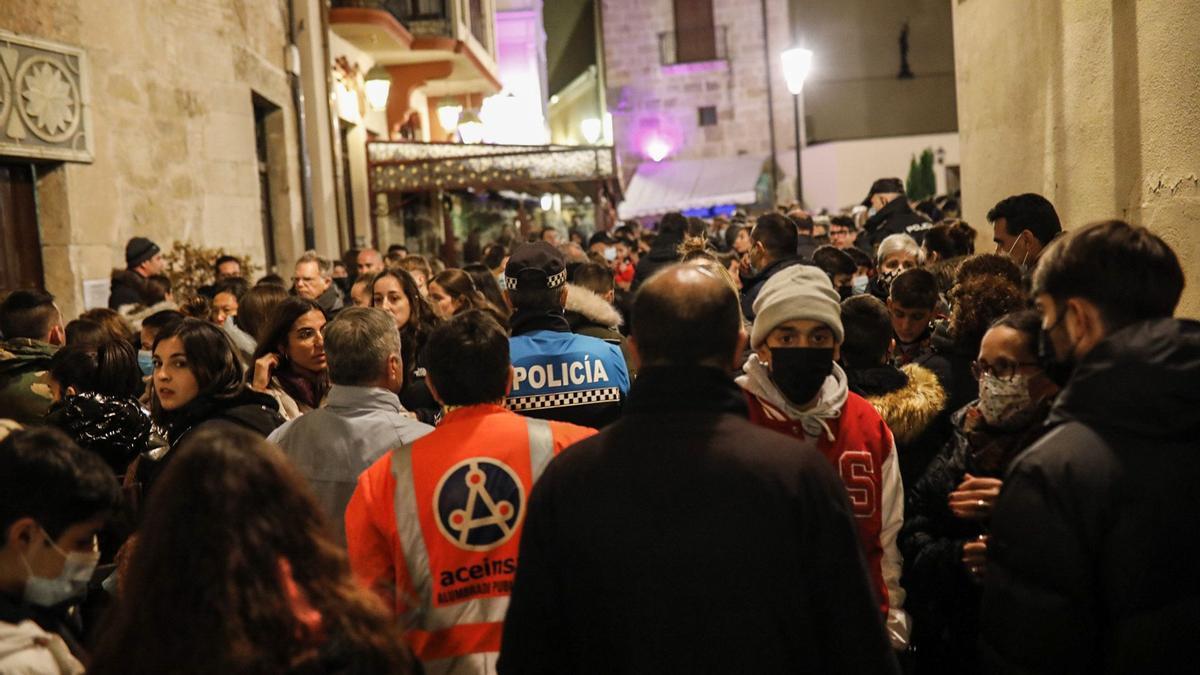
left=0, top=163, right=42, bottom=295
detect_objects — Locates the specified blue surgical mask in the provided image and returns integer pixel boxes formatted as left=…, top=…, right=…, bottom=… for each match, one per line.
left=21, top=528, right=99, bottom=608
left=852, top=275, right=869, bottom=295
left=137, top=349, right=154, bottom=377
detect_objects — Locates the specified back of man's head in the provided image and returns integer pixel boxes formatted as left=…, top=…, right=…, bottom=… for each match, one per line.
left=787, top=210, right=814, bottom=235
left=752, top=213, right=799, bottom=261
left=572, top=262, right=615, bottom=296
left=0, top=289, right=60, bottom=341
left=812, top=245, right=856, bottom=279
left=0, top=426, right=119, bottom=541
left=658, top=212, right=688, bottom=237
left=632, top=264, right=741, bottom=367
left=1033, top=220, right=1184, bottom=328
left=422, top=310, right=510, bottom=406
left=323, top=307, right=401, bottom=387
left=987, top=193, right=1062, bottom=246
left=841, top=295, right=894, bottom=368
left=889, top=268, right=939, bottom=310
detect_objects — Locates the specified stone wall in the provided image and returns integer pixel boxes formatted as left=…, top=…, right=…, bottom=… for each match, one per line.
left=601, top=0, right=796, bottom=195
left=0, top=0, right=305, bottom=318
left=953, top=0, right=1200, bottom=318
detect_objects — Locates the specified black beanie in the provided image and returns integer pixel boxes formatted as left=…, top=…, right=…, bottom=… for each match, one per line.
left=125, top=237, right=160, bottom=268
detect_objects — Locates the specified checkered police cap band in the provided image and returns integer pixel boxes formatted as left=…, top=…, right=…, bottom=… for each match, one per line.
left=505, top=268, right=567, bottom=290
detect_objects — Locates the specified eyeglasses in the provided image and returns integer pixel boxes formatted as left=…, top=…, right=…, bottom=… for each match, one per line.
left=830, top=229, right=850, bottom=237
left=971, top=359, right=1039, bottom=381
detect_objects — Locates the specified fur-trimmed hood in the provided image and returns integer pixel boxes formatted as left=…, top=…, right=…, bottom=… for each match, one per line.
left=563, top=283, right=622, bottom=330
left=119, top=300, right=179, bottom=331
left=865, top=362, right=946, bottom=445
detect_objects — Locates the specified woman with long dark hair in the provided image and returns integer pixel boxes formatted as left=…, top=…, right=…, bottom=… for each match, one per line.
left=371, top=269, right=440, bottom=422
left=136, top=319, right=282, bottom=493
left=462, top=262, right=509, bottom=317
left=90, top=427, right=414, bottom=675
left=250, top=297, right=330, bottom=420
left=428, top=268, right=510, bottom=329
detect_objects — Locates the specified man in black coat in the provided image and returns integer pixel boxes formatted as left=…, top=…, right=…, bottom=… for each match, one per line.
left=980, top=220, right=1200, bottom=673
left=630, top=212, right=686, bottom=291
left=499, top=264, right=898, bottom=675
left=739, top=212, right=806, bottom=322
left=108, top=237, right=165, bottom=309
left=861, top=178, right=932, bottom=252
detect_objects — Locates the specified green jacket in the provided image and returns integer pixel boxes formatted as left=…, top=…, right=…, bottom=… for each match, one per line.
left=0, top=338, right=57, bottom=425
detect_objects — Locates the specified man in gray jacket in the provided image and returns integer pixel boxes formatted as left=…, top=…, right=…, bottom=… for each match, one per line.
left=269, top=307, right=433, bottom=544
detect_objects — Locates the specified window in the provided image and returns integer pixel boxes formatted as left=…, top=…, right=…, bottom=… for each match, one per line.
left=673, top=0, right=717, bottom=63
left=698, top=106, right=718, bottom=127
left=253, top=94, right=280, bottom=270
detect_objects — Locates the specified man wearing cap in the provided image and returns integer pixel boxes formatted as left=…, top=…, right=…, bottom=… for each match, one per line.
left=108, top=236, right=165, bottom=309
left=504, top=242, right=630, bottom=429
left=861, top=177, right=932, bottom=253
left=738, top=265, right=910, bottom=651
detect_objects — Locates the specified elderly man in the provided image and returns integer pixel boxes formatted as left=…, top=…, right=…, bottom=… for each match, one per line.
left=268, top=307, right=433, bottom=544
left=356, top=248, right=385, bottom=277
left=293, top=250, right=344, bottom=317
left=499, top=264, right=898, bottom=674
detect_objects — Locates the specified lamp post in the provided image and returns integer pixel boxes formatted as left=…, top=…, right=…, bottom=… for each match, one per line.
left=780, top=47, right=813, bottom=206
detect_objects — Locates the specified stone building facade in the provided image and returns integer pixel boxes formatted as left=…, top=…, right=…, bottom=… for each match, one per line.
left=600, top=0, right=797, bottom=199
left=953, top=0, right=1200, bottom=318
left=0, top=0, right=314, bottom=318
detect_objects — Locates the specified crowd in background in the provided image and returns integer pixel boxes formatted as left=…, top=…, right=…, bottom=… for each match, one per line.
left=0, top=174, right=1196, bottom=675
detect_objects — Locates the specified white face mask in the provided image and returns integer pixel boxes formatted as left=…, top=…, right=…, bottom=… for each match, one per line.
left=21, top=529, right=99, bottom=607
left=852, top=275, right=870, bottom=295
left=603, top=246, right=617, bottom=262
left=977, top=372, right=1035, bottom=429
left=1006, top=235, right=1030, bottom=269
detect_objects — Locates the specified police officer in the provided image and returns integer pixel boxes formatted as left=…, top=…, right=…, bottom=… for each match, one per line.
left=345, top=311, right=594, bottom=675
left=503, top=242, right=630, bottom=428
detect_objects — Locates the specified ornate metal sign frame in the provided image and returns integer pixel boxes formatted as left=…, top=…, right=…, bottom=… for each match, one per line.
left=0, top=30, right=94, bottom=163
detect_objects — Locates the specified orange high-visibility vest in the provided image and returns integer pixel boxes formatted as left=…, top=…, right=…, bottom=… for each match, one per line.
left=346, top=404, right=595, bottom=675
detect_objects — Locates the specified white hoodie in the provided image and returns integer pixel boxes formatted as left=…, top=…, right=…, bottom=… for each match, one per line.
left=0, top=619, right=84, bottom=675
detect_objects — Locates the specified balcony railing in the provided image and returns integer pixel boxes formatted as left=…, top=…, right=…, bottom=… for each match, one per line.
left=658, top=25, right=728, bottom=66
left=333, top=0, right=451, bottom=38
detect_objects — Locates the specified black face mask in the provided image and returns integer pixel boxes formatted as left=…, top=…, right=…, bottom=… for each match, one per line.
left=769, top=347, right=834, bottom=406
left=1037, top=310, right=1075, bottom=388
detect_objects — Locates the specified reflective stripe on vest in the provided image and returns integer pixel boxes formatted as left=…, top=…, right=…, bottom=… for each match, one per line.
left=390, top=417, right=554, bottom=634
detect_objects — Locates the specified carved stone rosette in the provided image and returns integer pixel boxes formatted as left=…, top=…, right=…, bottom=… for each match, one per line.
left=0, top=30, right=93, bottom=163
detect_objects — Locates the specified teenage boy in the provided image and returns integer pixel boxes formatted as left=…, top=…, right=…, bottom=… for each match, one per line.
left=0, top=426, right=120, bottom=672
left=737, top=265, right=909, bottom=650
left=887, top=268, right=940, bottom=366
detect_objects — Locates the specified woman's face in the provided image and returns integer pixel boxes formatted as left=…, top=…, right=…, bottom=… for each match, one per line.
left=734, top=229, right=751, bottom=254
left=374, top=275, right=412, bottom=329
left=153, top=336, right=200, bottom=411
left=880, top=251, right=919, bottom=275
left=427, top=281, right=461, bottom=320
left=284, top=309, right=327, bottom=374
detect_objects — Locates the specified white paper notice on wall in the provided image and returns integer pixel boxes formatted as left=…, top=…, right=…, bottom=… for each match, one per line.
left=82, top=279, right=111, bottom=311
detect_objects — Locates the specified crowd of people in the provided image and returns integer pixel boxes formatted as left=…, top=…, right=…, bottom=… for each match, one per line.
left=0, top=175, right=1196, bottom=675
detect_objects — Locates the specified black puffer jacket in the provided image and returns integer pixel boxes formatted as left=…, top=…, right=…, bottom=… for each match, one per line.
left=980, top=318, right=1200, bottom=674
left=899, top=401, right=1050, bottom=672
left=133, top=389, right=283, bottom=503
left=44, top=392, right=152, bottom=476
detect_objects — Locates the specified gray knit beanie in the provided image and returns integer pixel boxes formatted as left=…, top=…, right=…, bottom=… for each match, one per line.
left=750, top=265, right=845, bottom=348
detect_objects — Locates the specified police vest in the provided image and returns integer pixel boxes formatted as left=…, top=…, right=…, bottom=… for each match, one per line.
left=390, top=416, right=555, bottom=675
left=506, top=330, right=630, bottom=428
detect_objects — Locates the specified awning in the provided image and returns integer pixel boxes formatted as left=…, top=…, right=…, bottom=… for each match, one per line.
left=367, top=141, right=621, bottom=203
left=618, top=155, right=766, bottom=220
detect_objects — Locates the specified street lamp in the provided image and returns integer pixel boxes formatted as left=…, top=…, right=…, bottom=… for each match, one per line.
left=364, top=67, right=391, bottom=112
left=581, top=117, right=602, bottom=145
left=457, top=109, right=485, bottom=144
left=780, top=47, right=813, bottom=205
left=437, top=98, right=463, bottom=132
